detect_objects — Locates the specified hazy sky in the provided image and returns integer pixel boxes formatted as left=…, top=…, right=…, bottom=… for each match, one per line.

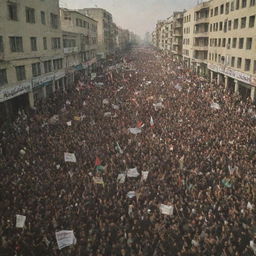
left=60, top=0, right=196, bottom=38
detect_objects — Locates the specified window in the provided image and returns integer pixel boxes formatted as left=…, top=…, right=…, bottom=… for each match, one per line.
left=0, top=69, right=7, bottom=86
left=32, top=63, right=41, bottom=77
left=9, top=37, right=23, bottom=52
left=250, top=0, right=255, bottom=5
left=231, top=57, right=235, bottom=67
left=233, top=19, right=238, bottom=29
left=26, top=7, right=35, bottom=23
left=232, top=38, right=237, bottom=48
left=16, top=66, right=26, bottom=81
left=8, top=2, right=18, bottom=21
left=41, top=11, right=46, bottom=25
left=222, top=38, right=226, bottom=47
left=214, top=7, right=218, bottom=16
left=237, top=57, right=242, bottom=68
left=236, top=0, right=240, bottom=8
left=249, top=15, right=255, bottom=27
left=225, top=2, right=230, bottom=14
left=51, top=38, right=61, bottom=49
left=218, top=38, right=221, bottom=47
left=239, top=38, right=244, bottom=48
left=43, top=37, right=47, bottom=50
left=210, top=24, right=212, bottom=32
left=245, top=59, right=251, bottom=71
left=210, top=9, right=213, bottom=16
left=228, top=20, right=232, bottom=30
left=246, top=38, right=252, bottom=49
left=44, top=60, right=52, bottom=73
left=254, top=60, right=256, bottom=73
left=231, top=1, right=235, bottom=10
left=241, top=17, right=246, bottom=28
left=242, top=0, right=247, bottom=7
left=219, top=22, right=223, bottom=30
left=30, top=37, right=37, bottom=51
left=50, top=13, right=58, bottom=29
left=0, top=36, right=3, bottom=52
left=53, top=58, right=63, bottom=71
left=220, top=4, right=224, bottom=14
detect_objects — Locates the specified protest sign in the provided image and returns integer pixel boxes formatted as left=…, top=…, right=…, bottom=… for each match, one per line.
left=127, top=191, right=136, bottom=198
left=73, top=116, right=81, bottom=121
left=128, top=128, right=141, bottom=134
left=55, top=230, right=76, bottom=250
left=64, top=153, right=77, bottom=163
left=117, top=173, right=126, bottom=183
left=16, top=214, right=26, bottom=228
left=127, top=167, right=140, bottom=177
left=159, top=204, right=174, bottom=216
left=141, top=171, right=149, bottom=181
left=93, top=176, right=104, bottom=185
left=66, top=121, right=72, bottom=126
left=211, top=102, right=221, bottom=110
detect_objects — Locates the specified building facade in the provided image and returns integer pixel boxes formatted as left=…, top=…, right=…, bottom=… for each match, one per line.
left=0, top=0, right=65, bottom=119
left=60, top=8, right=97, bottom=82
left=172, top=12, right=184, bottom=60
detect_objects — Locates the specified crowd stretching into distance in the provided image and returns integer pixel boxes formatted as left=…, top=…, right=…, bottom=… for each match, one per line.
left=0, top=47, right=256, bottom=256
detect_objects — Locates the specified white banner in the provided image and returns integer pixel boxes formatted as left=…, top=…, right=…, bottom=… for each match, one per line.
left=117, top=173, right=126, bottom=183
left=127, top=191, right=136, bottom=198
left=93, top=176, right=104, bottom=185
left=141, top=171, right=149, bottom=181
left=127, top=167, right=140, bottom=177
left=128, top=128, right=142, bottom=134
left=211, top=102, right=221, bottom=110
left=55, top=230, right=76, bottom=250
left=16, top=214, right=26, bottom=228
left=66, top=121, right=72, bottom=126
left=159, top=204, right=174, bottom=216
left=64, top=153, right=77, bottom=163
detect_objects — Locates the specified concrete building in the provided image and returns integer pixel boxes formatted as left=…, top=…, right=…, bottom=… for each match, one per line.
left=207, top=0, right=256, bottom=100
left=77, top=8, right=114, bottom=59
left=117, top=28, right=130, bottom=51
left=183, top=1, right=210, bottom=75
left=0, top=0, right=65, bottom=119
left=60, top=8, right=97, bottom=82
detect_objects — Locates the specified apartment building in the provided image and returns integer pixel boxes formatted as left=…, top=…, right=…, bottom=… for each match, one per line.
left=208, top=0, right=256, bottom=100
left=0, top=0, right=65, bottom=119
left=172, top=12, right=185, bottom=60
left=60, top=8, right=97, bottom=81
left=77, top=8, right=114, bottom=59
left=183, top=1, right=210, bottom=75
left=117, top=28, right=130, bottom=51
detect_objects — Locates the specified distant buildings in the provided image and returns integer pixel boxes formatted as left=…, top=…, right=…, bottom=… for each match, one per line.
left=0, top=1, right=138, bottom=121
left=152, top=0, right=256, bottom=101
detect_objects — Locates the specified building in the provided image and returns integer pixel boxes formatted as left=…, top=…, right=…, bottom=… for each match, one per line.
left=0, top=0, right=66, bottom=119
left=183, top=1, right=210, bottom=75
left=60, top=8, right=97, bottom=82
left=77, top=8, right=114, bottom=59
left=117, top=28, right=130, bottom=51
left=207, top=0, right=256, bottom=100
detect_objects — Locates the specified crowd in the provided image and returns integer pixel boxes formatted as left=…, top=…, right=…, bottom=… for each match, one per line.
left=0, top=47, right=256, bottom=256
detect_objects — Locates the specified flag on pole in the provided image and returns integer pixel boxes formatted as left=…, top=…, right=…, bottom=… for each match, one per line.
left=95, top=156, right=101, bottom=166
left=150, top=116, right=154, bottom=127
left=137, top=121, right=144, bottom=128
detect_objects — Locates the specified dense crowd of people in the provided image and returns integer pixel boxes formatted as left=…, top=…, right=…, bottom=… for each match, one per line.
left=0, top=47, right=256, bottom=256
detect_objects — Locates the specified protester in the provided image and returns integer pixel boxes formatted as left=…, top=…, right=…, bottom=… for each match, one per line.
left=0, top=47, right=256, bottom=256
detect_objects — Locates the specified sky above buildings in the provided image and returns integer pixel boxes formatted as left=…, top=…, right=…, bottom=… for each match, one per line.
left=60, top=0, right=197, bottom=38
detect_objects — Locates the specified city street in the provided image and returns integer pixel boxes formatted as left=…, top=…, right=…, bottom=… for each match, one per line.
left=1, top=47, right=256, bottom=255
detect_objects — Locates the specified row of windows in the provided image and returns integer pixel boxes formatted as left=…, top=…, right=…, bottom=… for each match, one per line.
left=183, top=14, right=191, bottom=23
left=209, top=53, right=256, bottom=73
left=210, top=15, right=255, bottom=33
left=183, top=38, right=190, bottom=45
left=7, top=2, right=59, bottom=28
left=76, top=18, right=89, bottom=29
left=209, top=37, right=253, bottom=50
left=183, top=27, right=191, bottom=34
left=0, top=59, right=63, bottom=86
left=0, top=36, right=61, bottom=53
left=210, top=0, right=255, bottom=17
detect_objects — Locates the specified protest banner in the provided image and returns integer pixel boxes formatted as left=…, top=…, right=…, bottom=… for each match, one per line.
left=117, top=173, right=126, bottom=183
left=73, top=116, right=81, bottom=121
left=211, top=102, right=221, bottom=110
left=159, top=204, right=174, bottom=216
left=93, top=176, right=104, bottom=185
left=128, top=128, right=142, bottom=134
left=16, top=214, right=26, bottom=228
left=141, top=171, right=149, bottom=181
left=127, top=191, right=136, bottom=198
left=55, top=230, right=76, bottom=250
left=104, top=112, right=112, bottom=117
left=66, top=121, right=72, bottom=126
left=64, top=153, right=77, bottom=163
left=127, top=167, right=140, bottom=178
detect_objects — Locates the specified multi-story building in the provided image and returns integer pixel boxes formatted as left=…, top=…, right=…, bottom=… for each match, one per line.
left=207, top=0, right=256, bottom=100
left=172, top=11, right=185, bottom=60
left=183, top=1, right=210, bottom=75
left=60, top=8, right=97, bottom=81
left=117, top=28, right=130, bottom=51
left=0, top=0, right=65, bottom=118
left=77, top=8, right=114, bottom=59
left=152, top=31, right=157, bottom=47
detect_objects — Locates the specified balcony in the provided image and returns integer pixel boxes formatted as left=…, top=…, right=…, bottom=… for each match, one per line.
left=195, top=17, right=209, bottom=24
left=194, top=31, right=209, bottom=37
left=193, top=45, right=208, bottom=51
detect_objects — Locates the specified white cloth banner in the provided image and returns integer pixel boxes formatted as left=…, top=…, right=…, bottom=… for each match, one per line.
left=66, top=121, right=72, bottom=126
left=117, top=173, right=126, bottom=183
left=127, top=191, right=136, bottom=198
left=211, top=102, right=221, bottom=110
left=159, top=204, right=174, bottom=216
left=104, top=112, right=112, bottom=117
left=128, top=128, right=142, bottom=134
left=127, top=167, right=140, bottom=177
left=55, top=230, right=76, bottom=250
left=16, top=214, right=26, bottom=228
left=141, top=171, right=149, bottom=181
left=64, top=153, right=77, bottom=163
